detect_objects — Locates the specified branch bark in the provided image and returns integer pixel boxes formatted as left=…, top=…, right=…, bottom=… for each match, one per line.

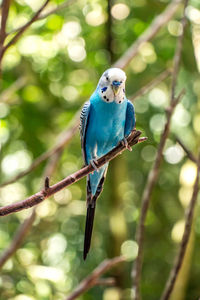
left=113, top=0, right=182, bottom=69
left=160, top=153, right=200, bottom=300
left=0, top=130, right=147, bottom=217
left=65, top=256, right=125, bottom=300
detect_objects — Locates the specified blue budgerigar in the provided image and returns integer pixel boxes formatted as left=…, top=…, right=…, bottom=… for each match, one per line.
left=80, top=68, right=136, bottom=259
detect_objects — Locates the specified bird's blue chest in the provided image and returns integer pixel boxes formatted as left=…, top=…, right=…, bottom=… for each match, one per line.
left=85, top=93, right=127, bottom=159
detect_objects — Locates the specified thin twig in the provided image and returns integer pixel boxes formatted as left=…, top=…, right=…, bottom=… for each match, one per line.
left=132, top=1, right=189, bottom=298
left=0, top=130, right=147, bottom=217
left=130, top=69, right=171, bottom=102
left=0, top=120, right=79, bottom=188
left=0, top=77, right=27, bottom=102
left=65, top=256, right=125, bottom=300
left=7, top=0, right=77, bottom=35
left=160, top=153, right=200, bottom=300
left=0, top=209, right=36, bottom=268
left=175, top=136, right=197, bottom=163
left=1, top=0, right=49, bottom=58
left=113, top=0, right=182, bottom=69
left=0, top=0, right=11, bottom=75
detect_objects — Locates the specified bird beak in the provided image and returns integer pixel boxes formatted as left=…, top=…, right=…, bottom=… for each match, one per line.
left=112, top=85, right=120, bottom=96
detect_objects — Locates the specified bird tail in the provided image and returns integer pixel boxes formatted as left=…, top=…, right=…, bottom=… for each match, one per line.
left=83, top=171, right=107, bottom=260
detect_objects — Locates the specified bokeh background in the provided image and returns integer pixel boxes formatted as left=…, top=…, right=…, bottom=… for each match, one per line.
left=0, top=0, right=200, bottom=299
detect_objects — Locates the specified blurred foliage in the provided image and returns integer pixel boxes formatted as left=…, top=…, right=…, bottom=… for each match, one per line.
left=0, top=0, right=200, bottom=299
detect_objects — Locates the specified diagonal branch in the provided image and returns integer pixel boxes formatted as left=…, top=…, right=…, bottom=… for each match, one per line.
left=8, top=0, right=78, bottom=35
left=0, top=120, right=79, bottom=188
left=113, top=0, right=182, bottom=69
left=65, top=256, right=125, bottom=300
left=160, top=153, right=200, bottom=300
left=0, top=0, right=49, bottom=62
left=175, top=136, right=197, bottom=163
left=0, top=130, right=147, bottom=217
left=132, top=0, right=189, bottom=298
left=130, top=69, right=171, bottom=102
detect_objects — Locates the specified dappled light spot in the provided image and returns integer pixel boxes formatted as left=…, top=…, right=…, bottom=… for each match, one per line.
left=62, top=85, right=79, bottom=102
left=168, top=20, right=183, bottom=37
left=103, top=288, right=121, bottom=300
left=0, top=183, right=27, bottom=205
left=130, top=55, right=146, bottom=73
left=27, top=265, right=65, bottom=283
left=60, top=21, right=81, bottom=39
left=172, top=103, right=191, bottom=128
left=164, top=144, right=184, bottom=164
left=193, top=114, right=200, bottom=134
left=180, top=161, right=197, bottom=187
left=85, top=5, right=106, bottom=26
left=2, top=46, right=21, bottom=70
left=179, top=186, right=193, bottom=207
left=0, top=103, right=9, bottom=118
left=1, top=150, right=32, bottom=176
left=149, top=87, right=168, bottom=107
left=0, top=120, right=9, bottom=144
left=17, top=248, right=36, bottom=267
left=139, top=42, right=157, bottom=64
left=36, top=199, right=57, bottom=218
left=171, top=220, right=185, bottom=243
left=68, top=41, right=86, bottom=62
left=54, top=189, right=72, bottom=205
left=150, top=114, right=166, bottom=133
left=110, top=211, right=126, bottom=237
left=186, top=6, right=200, bottom=25
left=13, top=295, right=35, bottom=300
left=121, top=240, right=138, bottom=260
left=141, top=145, right=156, bottom=162
left=111, top=3, right=130, bottom=20
left=42, top=234, right=67, bottom=266
left=134, top=97, right=149, bottom=113
left=35, top=281, right=51, bottom=298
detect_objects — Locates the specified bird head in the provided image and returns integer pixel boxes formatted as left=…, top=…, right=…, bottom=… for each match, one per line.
left=98, top=68, right=127, bottom=104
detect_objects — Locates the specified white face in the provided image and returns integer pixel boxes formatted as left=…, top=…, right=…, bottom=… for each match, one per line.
left=98, top=68, right=127, bottom=104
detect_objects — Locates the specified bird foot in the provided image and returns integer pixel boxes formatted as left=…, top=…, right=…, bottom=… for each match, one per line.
left=122, top=137, right=132, bottom=151
left=90, top=159, right=99, bottom=172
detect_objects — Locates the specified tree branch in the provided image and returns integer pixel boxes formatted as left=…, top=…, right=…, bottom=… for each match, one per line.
left=175, top=136, right=197, bottom=163
left=8, top=0, right=78, bottom=35
left=160, top=153, right=200, bottom=300
left=0, top=0, right=11, bottom=75
left=132, top=0, right=189, bottom=296
left=113, top=0, right=182, bottom=69
left=0, top=120, right=79, bottom=188
left=0, top=210, right=36, bottom=268
left=0, top=130, right=146, bottom=217
left=0, top=0, right=49, bottom=62
left=65, top=256, right=125, bottom=300
left=130, top=69, right=171, bottom=102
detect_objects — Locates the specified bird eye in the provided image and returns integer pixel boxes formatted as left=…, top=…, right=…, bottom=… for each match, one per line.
left=106, top=77, right=109, bottom=81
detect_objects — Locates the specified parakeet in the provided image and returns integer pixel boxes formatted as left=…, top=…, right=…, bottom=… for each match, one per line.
left=80, top=68, right=136, bottom=260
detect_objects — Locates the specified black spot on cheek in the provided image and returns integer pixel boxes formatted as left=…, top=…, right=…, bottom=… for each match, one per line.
left=103, top=96, right=106, bottom=99
left=119, top=101, right=121, bottom=103
left=107, top=98, right=109, bottom=102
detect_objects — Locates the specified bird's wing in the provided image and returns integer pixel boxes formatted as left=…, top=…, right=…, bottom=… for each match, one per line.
left=80, top=101, right=91, bottom=164
left=124, top=100, right=136, bottom=137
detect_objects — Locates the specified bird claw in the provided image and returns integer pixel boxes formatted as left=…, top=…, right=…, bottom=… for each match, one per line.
left=122, top=137, right=132, bottom=151
left=90, top=159, right=99, bottom=172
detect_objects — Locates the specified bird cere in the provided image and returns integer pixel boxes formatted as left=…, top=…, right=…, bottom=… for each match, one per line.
left=80, top=68, right=136, bottom=260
